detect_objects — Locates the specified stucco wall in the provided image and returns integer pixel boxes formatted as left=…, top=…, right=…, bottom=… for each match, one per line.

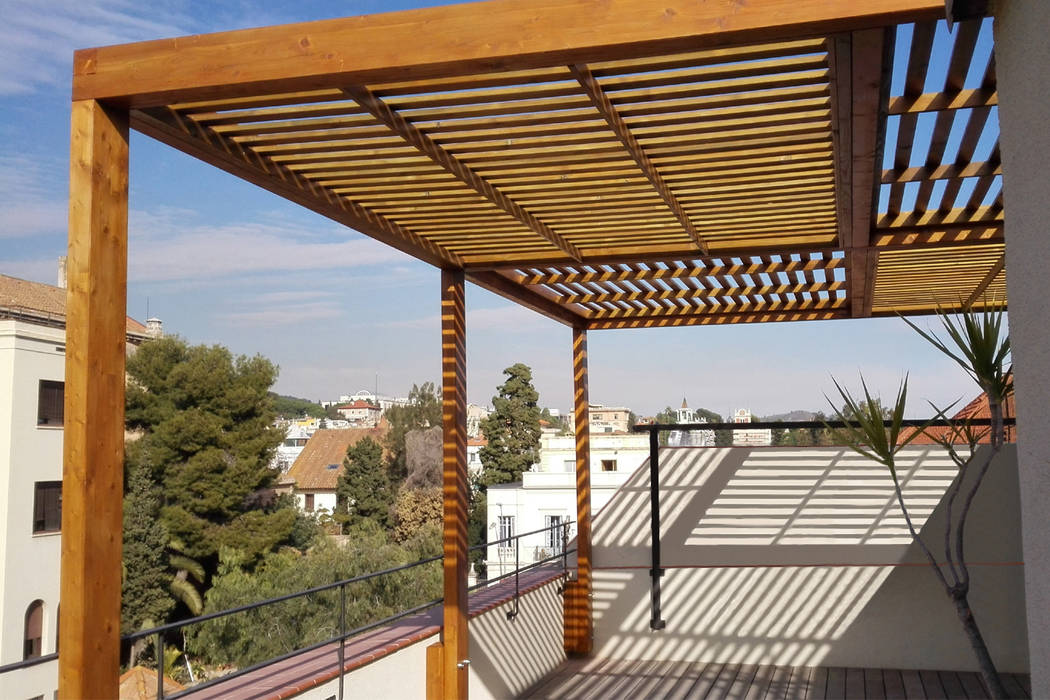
left=995, top=0, right=1050, bottom=694
left=590, top=446, right=1027, bottom=672
left=0, top=320, right=64, bottom=699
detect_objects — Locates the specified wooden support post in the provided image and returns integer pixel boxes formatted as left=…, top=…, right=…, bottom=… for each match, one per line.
left=564, top=327, right=593, bottom=655
left=440, top=269, right=469, bottom=700
left=60, top=99, right=129, bottom=699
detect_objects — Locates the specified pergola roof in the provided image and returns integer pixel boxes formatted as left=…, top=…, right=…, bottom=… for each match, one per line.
left=75, top=0, right=1003, bottom=329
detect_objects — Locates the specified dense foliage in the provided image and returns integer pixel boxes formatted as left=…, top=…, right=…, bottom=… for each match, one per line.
left=189, top=524, right=442, bottom=668
left=335, top=436, right=392, bottom=529
left=122, top=337, right=306, bottom=632
left=270, top=393, right=325, bottom=419
left=479, top=363, right=542, bottom=485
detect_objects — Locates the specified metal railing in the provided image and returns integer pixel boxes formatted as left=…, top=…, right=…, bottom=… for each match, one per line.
left=0, top=520, right=577, bottom=699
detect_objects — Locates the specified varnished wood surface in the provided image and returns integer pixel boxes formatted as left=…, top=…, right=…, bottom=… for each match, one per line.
left=523, top=659, right=1032, bottom=699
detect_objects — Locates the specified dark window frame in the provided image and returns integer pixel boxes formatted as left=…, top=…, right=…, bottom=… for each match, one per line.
left=37, top=380, right=64, bottom=426
left=33, top=481, right=62, bottom=534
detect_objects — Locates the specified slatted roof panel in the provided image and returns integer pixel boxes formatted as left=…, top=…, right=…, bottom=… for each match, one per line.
left=117, top=7, right=1001, bottom=330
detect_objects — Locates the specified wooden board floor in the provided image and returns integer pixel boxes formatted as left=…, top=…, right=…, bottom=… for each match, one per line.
left=522, top=659, right=1032, bottom=699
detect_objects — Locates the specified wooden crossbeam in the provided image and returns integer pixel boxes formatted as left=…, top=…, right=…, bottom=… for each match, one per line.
left=467, top=271, right=588, bottom=326
left=73, top=0, right=944, bottom=107
left=588, top=294, right=846, bottom=320
left=588, top=307, right=847, bottom=330
left=871, top=222, right=1003, bottom=247
left=555, top=280, right=843, bottom=306
left=964, top=252, right=1006, bottom=307
left=881, top=160, right=1001, bottom=184
left=131, top=107, right=462, bottom=268
left=343, top=84, right=582, bottom=261
left=887, top=87, right=997, bottom=114
left=570, top=63, right=707, bottom=253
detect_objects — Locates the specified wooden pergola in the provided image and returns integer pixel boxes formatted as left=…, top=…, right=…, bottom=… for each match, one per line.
left=62, top=1, right=1003, bottom=698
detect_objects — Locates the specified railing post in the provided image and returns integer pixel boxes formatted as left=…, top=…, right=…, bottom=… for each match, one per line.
left=507, top=530, right=520, bottom=620
left=648, top=427, right=666, bottom=630
left=155, top=632, right=164, bottom=700
left=338, top=582, right=346, bottom=700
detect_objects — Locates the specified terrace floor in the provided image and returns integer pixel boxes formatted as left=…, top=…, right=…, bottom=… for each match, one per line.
left=523, top=658, right=1032, bottom=699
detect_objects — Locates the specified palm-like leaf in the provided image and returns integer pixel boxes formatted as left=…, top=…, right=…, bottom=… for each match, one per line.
left=170, top=554, right=206, bottom=584
left=170, top=577, right=204, bottom=616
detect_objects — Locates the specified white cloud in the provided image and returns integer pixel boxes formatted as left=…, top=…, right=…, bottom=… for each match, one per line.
left=126, top=207, right=407, bottom=282
left=217, top=300, right=343, bottom=328
left=0, top=0, right=192, bottom=95
left=0, top=155, right=67, bottom=238
left=383, top=304, right=554, bottom=333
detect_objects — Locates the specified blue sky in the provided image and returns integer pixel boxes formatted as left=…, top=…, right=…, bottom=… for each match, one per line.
left=0, top=0, right=997, bottom=417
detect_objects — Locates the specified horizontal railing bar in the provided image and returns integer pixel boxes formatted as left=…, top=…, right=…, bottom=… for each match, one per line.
left=480, top=521, right=576, bottom=549
left=0, top=652, right=58, bottom=675
left=125, top=553, right=443, bottom=642
left=632, top=418, right=1015, bottom=432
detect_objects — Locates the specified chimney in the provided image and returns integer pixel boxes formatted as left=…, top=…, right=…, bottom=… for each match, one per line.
left=57, top=256, right=67, bottom=289
left=146, top=317, right=164, bottom=338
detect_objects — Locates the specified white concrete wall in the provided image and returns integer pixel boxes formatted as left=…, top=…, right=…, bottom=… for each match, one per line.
left=995, top=0, right=1050, bottom=694
left=0, top=320, right=63, bottom=699
left=292, top=578, right=564, bottom=700
left=591, top=446, right=1027, bottom=673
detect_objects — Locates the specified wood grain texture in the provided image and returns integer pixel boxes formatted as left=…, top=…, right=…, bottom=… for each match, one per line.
left=565, top=327, right=593, bottom=655
left=60, top=99, right=129, bottom=700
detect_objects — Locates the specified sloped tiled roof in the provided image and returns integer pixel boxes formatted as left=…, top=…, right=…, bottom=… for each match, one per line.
left=0, top=274, right=148, bottom=335
left=905, top=391, right=1016, bottom=445
left=287, top=427, right=387, bottom=491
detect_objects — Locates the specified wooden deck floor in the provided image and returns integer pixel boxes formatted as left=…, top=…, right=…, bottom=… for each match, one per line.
left=522, top=659, right=1032, bottom=699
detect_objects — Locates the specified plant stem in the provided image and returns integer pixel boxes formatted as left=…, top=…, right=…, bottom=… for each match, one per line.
left=952, top=590, right=1008, bottom=699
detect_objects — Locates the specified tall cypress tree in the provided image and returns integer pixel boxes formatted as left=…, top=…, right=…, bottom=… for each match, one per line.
left=336, top=437, right=392, bottom=529
left=479, top=363, right=542, bottom=485
left=121, top=461, right=174, bottom=635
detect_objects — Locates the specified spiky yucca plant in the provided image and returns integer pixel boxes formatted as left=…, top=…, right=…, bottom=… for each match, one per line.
left=829, top=304, right=1011, bottom=699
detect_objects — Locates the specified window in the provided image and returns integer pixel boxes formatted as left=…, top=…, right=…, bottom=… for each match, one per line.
left=563, top=459, right=576, bottom=472
left=601, top=459, right=617, bottom=472
left=24, top=600, right=43, bottom=659
left=304, top=493, right=315, bottom=512
left=497, top=515, right=514, bottom=554
left=33, top=482, right=62, bottom=533
left=37, top=380, right=64, bottom=426
left=545, top=515, right=564, bottom=553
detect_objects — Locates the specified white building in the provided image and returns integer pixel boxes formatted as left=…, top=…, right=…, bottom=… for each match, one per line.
left=731, top=408, right=772, bottom=447
left=273, top=423, right=312, bottom=473
left=668, top=397, right=715, bottom=447
left=485, top=432, right=650, bottom=578
left=588, top=404, right=632, bottom=433
left=335, top=400, right=381, bottom=428
left=0, top=273, right=149, bottom=699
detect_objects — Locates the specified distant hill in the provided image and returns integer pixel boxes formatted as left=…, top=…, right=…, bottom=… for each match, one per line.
left=761, top=410, right=819, bottom=422
left=270, top=392, right=326, bottom=419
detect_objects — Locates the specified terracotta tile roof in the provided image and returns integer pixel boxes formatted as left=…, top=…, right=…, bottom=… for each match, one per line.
left=118, top=665, right=184, bottom=700
left=287, top=427, right=387, bottom=491
left=337, top=400, right=380, bottom=410
left=0, top=274, right=148, bottom=334
left=904, top=390, right=1016, bottom=445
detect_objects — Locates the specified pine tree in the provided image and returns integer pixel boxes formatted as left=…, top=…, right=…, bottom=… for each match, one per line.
left=479, top=363, right=542, bottom=485
left=121, top=461, right=174, bottom=635
left=336, top=436, right=392, bottom=529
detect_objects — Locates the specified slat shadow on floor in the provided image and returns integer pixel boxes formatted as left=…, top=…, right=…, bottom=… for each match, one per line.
left=522, top=659, right=1032, bottom=699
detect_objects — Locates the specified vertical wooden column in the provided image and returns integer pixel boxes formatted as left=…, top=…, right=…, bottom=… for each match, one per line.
left=564, top=327, right=593, bottom=654
left=439, top=269, right=469, bottom=699
left=60, top=99, right=129, bottom=699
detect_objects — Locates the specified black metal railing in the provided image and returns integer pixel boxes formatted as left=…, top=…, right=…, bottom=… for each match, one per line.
left=0, top=520, right=577, bottom=698
left=631, top=417, right=1016, bottom=631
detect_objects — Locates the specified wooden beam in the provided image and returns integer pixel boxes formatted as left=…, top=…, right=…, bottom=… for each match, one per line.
left=466, top=270, right=588, bottom=326
left=844, top=28, right=888, bottom=318
left=74, top=0, right=944, bottom=107
left=130, top=107, right=460, bottom=269
left=964, top=252, right=1006, bottom=308
left=440, top=269, right=469, bottom=700
left=344, top=85, right=582, bottom=261
left=871, top=222, right=1003, bottom=247
left=565, top=327, right=593, bottom=655
left=60, top=99, right=128, bottom=700
left=569, top=63, right=707, bottom=253
left=588, top=308, right=847, bottom=329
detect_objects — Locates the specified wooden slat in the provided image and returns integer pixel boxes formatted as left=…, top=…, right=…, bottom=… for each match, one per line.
left=75, top=0, right=945, bottom=107
left=826, top=667, right=847, bottom=699
left=939, top=670, right=968, bottom=699
left=343, top=84, right=582, bottom=260
left=883, top=668, right=907, bottom=699
left=587, top=307, right=845, bottom=329
left=901, top=669, right=926, bottom=698
left=440, top=269, right=468, bottom=700
left=808, top=667, right=830, bottom=700
left=845, top=667, right=866, bottom=699
left=964, top=252, right=1006, bottom=307
left=130, top=107, right=462, bottom=268
left=920, top=669, right=948, bottom=699
left=60, top=99, right=129, bottom=700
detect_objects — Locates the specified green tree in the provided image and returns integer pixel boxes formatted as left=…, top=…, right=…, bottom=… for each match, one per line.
left=654, top=406, right=677, bottom=446
left=124, top=337, right=299, bottom=608
left=121, top=460, right=175, bottom=636
left=336, top=436, right=392, bottom=529
left=392, top=486, right=442, bottom=543
left=270, top=393, right=325, bottom=419
left=479, top=363, right=542, bottom=485
left=384, top=382, right=442, bottom=481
